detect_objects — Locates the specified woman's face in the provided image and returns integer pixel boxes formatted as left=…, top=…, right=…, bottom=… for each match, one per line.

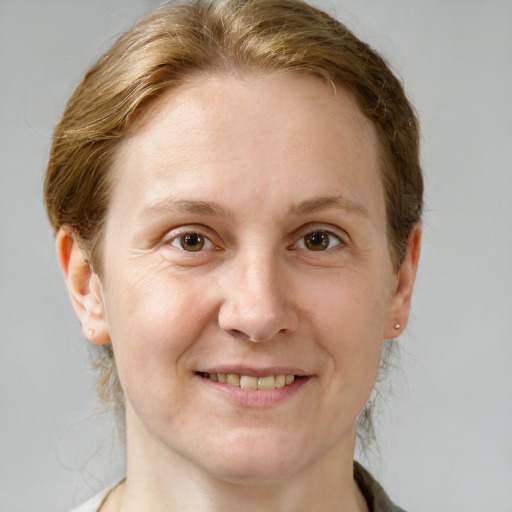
left=77, top=73, right=417, bottom=483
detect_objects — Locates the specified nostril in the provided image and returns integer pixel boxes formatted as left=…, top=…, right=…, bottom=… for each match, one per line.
left=228, top=328, right=251, bottom=341
left=221, top=325, right=290, bottom=343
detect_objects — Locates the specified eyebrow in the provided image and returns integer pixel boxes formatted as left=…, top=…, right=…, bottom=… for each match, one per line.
left=291, top=195, right=370, bottom=218
left=140, top=199, right=233, bottom=220
left=140, top=195, right=369, bottom=220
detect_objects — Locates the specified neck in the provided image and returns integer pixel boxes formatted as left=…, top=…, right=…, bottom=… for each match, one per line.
left=112, top=406, right=368, bottom=512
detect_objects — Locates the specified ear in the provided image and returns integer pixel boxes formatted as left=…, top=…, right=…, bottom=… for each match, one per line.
left=56, top=227, right=110, bottom=345
left=384, top=224, right=422, bottom=339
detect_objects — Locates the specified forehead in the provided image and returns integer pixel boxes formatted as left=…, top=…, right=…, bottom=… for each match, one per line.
left=127, top=72, right=377, bottom=161
left=110, top=72, right=384, bottom=227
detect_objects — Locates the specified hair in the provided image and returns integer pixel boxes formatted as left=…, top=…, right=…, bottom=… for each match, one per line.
left=44, top=0, right=423, bottom=446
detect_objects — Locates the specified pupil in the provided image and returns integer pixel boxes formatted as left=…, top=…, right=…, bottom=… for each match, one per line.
left=182, top=233, right=204, bottom=251
left=306, top=231, right=329, bottom=251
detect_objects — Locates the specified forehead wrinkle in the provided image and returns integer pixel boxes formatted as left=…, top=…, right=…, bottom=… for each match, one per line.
left=290, top=195, right=370, bottom=218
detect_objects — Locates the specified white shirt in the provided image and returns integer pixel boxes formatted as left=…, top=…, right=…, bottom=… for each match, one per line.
left=70, top=480, right=123, bottom=512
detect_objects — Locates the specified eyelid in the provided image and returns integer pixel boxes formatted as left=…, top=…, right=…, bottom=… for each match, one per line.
left=294, top=231, right=343, bottom=251
left=291, top=224, right=349, bottom=248
left=160, top=225, right=219, bottom=251
left=170, top=234, right=213, bottom=251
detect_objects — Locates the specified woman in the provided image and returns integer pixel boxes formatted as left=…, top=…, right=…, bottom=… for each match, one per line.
left=45, top=0, right=422, bottom=510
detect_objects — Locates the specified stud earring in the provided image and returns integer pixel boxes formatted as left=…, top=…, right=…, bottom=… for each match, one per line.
left=88, top=327, right=95, bottom=336
left=394, top=323, right=401, bottom=330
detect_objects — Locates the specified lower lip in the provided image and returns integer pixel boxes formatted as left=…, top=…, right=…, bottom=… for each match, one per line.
left=196, top=374, right=312, bottom=408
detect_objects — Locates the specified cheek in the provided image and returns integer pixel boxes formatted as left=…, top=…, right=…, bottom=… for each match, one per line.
left=304, top=267, right=390, bottom=335
left=102, top=266, right=215, bottom=388
left=302, top=271, right=388, bottom=383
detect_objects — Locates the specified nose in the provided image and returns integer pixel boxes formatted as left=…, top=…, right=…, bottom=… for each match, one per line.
left=217, top=250, right=299, bottom=342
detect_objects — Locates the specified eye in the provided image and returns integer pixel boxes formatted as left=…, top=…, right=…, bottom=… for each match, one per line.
left=170, top=232, right=213, bottom=252
left=297, top=230, right=342, bottom=251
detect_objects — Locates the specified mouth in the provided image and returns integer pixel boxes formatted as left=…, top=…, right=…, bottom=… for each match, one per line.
left=196, top=371, right=303, bottom=391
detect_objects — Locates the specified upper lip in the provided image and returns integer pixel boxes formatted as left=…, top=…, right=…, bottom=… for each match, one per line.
left=197, top=365, right=312, bottom=377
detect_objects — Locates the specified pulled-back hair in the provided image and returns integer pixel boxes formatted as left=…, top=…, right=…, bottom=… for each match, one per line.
left=44, top=0, right=423, bottom=445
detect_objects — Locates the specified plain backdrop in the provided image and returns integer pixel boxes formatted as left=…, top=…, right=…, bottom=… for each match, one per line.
left=1, top=1, right=511, bottom=511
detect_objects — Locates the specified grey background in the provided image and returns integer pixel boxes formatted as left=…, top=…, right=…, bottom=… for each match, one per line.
left=1, top=1, right=511, bottom=511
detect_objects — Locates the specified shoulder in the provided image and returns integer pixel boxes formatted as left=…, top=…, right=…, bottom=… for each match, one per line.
left=354, top=461, right=407, bottom=512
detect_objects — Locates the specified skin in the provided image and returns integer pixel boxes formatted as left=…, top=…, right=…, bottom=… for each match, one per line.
left=58, top=72, right=421, bottom=512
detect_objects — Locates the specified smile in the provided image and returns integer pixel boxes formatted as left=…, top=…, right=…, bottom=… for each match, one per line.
left=198, top=372, right=297, bottom=390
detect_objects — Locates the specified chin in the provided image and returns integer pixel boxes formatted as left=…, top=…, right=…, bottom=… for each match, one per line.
left=209, top=458, right=299, bottom=487
left=195, top=430, right=312, bottom=486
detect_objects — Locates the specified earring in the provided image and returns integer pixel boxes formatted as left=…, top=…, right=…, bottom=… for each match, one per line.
left=394, top=323, right=401, bottom=330
left=88, top=327, right=95, bottom=336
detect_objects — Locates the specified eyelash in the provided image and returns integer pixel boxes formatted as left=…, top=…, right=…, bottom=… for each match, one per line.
left=167, top=231, right=215, bottom=252
left=164, top=228, right=345, bottom=253
left=292, top=230, right=344, bottom=252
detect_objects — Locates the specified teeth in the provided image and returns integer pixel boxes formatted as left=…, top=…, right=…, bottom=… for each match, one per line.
left=226, top=373, right=240, bottom=387
left=240, top=376, right=258, bottom=390
left=206, top=372, right=296, bottom=390
left=257, top=375, right=275, bottom=390
left=275, top=375, right=286, bottom=388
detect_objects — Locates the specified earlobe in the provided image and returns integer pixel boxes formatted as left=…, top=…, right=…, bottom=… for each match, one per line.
left=56, top=228, right=110, bottom=345
left=384, top=225, right=422, bottom=339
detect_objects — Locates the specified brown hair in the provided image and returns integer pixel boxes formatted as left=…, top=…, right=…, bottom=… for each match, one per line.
left=44, top=0, right=423, bottom=443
